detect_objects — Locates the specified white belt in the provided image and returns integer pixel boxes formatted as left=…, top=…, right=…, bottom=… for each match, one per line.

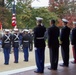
left=36, top=37, right=44, bottom=39
left=23, top=41, right=29, bottom=42
left=14, top=41, right=19, bottom=42
left=4, top=41, right=10, bottom=43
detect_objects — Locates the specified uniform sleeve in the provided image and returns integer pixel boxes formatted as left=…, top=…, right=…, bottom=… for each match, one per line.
left=28, top=35, right=31, bottom=44
left=47, top=28, right=52, bottom=47
left=71, top=29, right=75, bottom=45
left=22, top=35, right=24, bottom=45
left=44, top=30, right=48, bottom=40
left=2, top=35, right=5, bottom=48
left=33, top=27, right=37, bottom=40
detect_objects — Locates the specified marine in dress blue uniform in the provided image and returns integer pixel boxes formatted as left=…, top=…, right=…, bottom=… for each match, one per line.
left=33, top=17, right=46, bottom=73
left=48, top=20, right=60, bottom=70
left=12, top=28, right=19, bottom=63
left=2, top=29, right=12, bottom=65
left=60, top=19, right=70, bottom=67
left=22, top=29, right=30, bottom=62
left=71, top=21, right=76, bottom=64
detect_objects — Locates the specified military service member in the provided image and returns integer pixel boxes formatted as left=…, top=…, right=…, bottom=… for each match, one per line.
left=2, top=29, right=12, bottom=65
left=48, top=20, right=60, bottom=70
left=12, top=28, right=20, bottom=63
left=22, top=29, right=30, bottom=62
left=33, top=17, right=46, bottom=73
left=60, top=19, right=70, bottom=67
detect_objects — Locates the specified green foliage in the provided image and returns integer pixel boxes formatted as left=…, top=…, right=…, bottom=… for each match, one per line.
left=51, top=1, right=76, bottom=19
left=31, top=7, right=58, bottom=28
left=0, top=0, right=58, bottom=29
left=16, top=2, right=58, bottom=29
left=0, top=7, right=12, bottom=29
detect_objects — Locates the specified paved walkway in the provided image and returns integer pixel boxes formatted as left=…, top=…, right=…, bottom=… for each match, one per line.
left=11, top=62, right=76, bottom=75
left=0, top=46, right=69, bottom=72
left=0, top=60, right=76, bottom=75
left=0, top=45, right=74, bottom=75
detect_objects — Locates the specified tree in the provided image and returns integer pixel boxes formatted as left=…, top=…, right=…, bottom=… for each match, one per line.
left=49, top=0, right=76, bottom=28
left=0, top=7, right=12, bottom=28
left=49, top=0, right=76, bottom=19
left=0, top=0, right=58, bottom=29
left=0, top=0, right=12, bottom=29
left=16, top=2, right=58, bottom=29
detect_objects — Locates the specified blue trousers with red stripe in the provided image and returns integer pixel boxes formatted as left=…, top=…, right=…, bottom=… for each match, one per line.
left=23, top=47, right=29, bottom=61
left=3, top=48, right=10, bottom=64
left=14, top=48, right=19, bottom=63
left=35, top=47, right=45, bottom=73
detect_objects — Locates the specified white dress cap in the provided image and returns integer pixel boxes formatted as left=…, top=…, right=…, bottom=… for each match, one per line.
left=36, top=17, right=43, bottom=21
left=62, top=18, right=68, bottom=23
left=23, top=29, right=29, bottom=32
left=5, top=29, right=10, bottom=32
left=14, top=28, right=18, bottom=31
left=73, top=21, right=76, bottom=24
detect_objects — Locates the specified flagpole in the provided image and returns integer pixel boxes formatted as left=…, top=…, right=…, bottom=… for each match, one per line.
left=12, top=0, right=17, bottom=28
left=12, top=0, right=16, bottom=14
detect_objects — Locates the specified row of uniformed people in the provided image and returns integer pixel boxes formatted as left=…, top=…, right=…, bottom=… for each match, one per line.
left=33, top=17, right=76, bottom=74
left=1, top=17, right=76, bottom=73
left=2, top=28, right=32, bottom=65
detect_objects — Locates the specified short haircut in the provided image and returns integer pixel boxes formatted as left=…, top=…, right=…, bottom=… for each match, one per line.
left=51, top=19, right=55, bottom=24
left=64, top=22, right=68, bottom=24
left=38, top=20, right=42, bottom=24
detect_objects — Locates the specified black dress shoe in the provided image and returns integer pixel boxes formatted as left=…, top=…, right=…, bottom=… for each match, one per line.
left=14, top=61, right=18, bottom=63
left=48, top=67, right=51, bottom=70
left=60, top=64, right=68, bottom=67
left=60, top=64, right=65, bottom=67
left=48, top=67, right=57, bottom=70
left=71, top=61, right=76, bottom=64
left=24, top=60, right=28, bottom=62
left=34, top=70, right=43, bottom=73
left=4, top=63, right=9, bottom=65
